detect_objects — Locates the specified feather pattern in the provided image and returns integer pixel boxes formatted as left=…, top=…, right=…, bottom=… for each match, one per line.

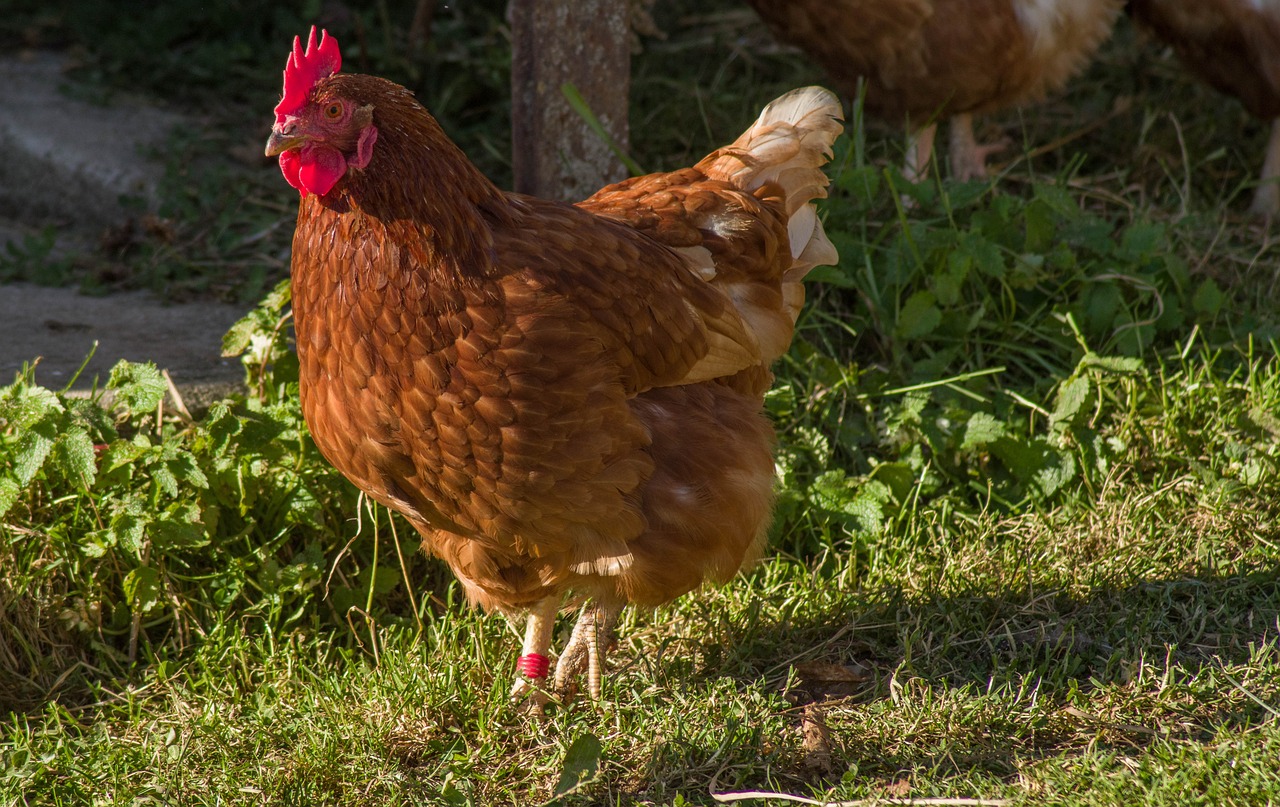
left=274, top=72, right=843, bottom=622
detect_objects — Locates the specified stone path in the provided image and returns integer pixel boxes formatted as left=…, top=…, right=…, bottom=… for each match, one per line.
left=0, top=52, right=250, bottom=401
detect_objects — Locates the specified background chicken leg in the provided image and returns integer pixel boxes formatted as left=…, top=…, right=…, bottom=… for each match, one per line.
left=1251, top=120, right=1280, bottom=218
left=948, top=112, right=1010, bottom=180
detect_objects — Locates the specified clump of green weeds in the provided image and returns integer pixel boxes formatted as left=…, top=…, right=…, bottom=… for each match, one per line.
left=0, top=287, right=445, bottom=710
left=765, top=126, right=1280, bottom=564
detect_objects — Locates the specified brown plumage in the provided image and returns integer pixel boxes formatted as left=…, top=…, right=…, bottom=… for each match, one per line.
left=264, top=29, right=842, bottom=700
left=747, top=0, right=1123, bottom=179
left=1127, top=0, right=1280, bottom=217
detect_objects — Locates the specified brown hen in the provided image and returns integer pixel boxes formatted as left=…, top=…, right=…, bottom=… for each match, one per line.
left=747, top=0, right=1123, bottom=180
left=264, top=29, right=842, bottom=701
left=1127, top=0, right=1280, bottom=217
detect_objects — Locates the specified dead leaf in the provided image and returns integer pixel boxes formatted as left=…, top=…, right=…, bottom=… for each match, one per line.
left=800, top=703, right=833, bottom=774
left=884, top=777, right=911, bottom=798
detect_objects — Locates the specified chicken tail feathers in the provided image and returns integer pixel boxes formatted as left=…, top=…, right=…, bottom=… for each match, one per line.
left=697, top=87, right=844, bottom=323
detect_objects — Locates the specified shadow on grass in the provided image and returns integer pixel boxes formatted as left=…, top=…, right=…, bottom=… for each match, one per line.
left=654, top=564, right=1280, bottom=793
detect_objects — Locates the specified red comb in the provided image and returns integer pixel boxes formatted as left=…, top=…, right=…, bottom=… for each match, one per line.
left=274, top=27, right=341, bottom=124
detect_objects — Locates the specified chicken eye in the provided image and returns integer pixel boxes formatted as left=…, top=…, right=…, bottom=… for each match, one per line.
left=323, top=102, right=344, bottom=120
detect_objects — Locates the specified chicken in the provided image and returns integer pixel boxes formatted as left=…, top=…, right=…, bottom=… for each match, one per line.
left=746, top=0, right=1123, bottom=180
left=1126, top=0, right=1280, bottom=217
left=264, top=28, right=842, bottom=701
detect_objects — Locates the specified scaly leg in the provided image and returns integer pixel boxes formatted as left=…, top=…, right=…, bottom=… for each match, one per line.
left=510, top=596, right=558, bottom=705
left=555, top=602, right=621, bottom=700
left=1249, top=118, right=1280, bottom=219
left=904, top=122, right=938, bottom=184
left=554, top=608, right=593, bottom=693
left=947, top=112, right=1009, bottom=181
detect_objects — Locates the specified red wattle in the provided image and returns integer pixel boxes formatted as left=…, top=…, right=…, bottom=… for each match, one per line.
left=279, top=151, right=304, bottom=195
left=297, top=148, right=346, bottom=197
left=279, top=146, right=347, bottom=198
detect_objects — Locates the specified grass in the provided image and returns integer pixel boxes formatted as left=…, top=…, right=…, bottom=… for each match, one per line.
left=4, top=0, right=1280, bottom=805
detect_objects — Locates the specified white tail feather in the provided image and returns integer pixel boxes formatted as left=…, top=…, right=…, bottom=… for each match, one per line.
left=699, top=86, right=842, bottom=270
left=696, top=87, right=843, bottom=349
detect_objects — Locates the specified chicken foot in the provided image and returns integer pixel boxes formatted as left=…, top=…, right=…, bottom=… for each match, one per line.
left=948, top=113, right=1011, bottom=181
left=510, top=596, right=559, bottom=706
left=554, top=602, right=620, bottom=700
left=1250, top=118, right=1280, bottom=219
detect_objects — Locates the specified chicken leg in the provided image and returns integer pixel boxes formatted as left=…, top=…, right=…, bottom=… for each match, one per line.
left=1250, top=119, right=1280, bottom=219
left=948, top=113, right=1009, bottom=181
left=510, top=596, right=558, bottom=705
left=554, top=602, right=620, bottom=700
left=904, top=122, right=939, bottom=184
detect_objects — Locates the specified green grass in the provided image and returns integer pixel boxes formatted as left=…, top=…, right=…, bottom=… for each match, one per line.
left=4, top=0, right=1280, bottom=804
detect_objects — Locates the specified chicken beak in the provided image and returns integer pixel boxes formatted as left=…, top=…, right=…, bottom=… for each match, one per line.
left=265, top=128, right=308, bottom=157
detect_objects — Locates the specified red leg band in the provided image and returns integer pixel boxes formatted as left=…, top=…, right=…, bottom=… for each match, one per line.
left=517, top=653, right=550, bottom=679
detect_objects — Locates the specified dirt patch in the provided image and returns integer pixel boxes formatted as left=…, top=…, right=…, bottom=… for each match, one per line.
left=1, top=283, right=247, bottom=403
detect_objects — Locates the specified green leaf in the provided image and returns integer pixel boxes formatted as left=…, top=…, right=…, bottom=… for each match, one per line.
left=1035, top=449, right=1077, bottom=498
left=809, top=469, right=854, bottom=514
left=990, top=436, right=1051, bottom=485
left=55, top=428, right=97, bottom=486
left=151, top=502, right=209, bottom=550
left=108, top=504, right=150, bottom=555
left=167, top=452, right=209, bottom=489
left=1118, top=221, right=1165, bottom=258
left=795, top=426, right=833, bottom=467
left=941, top=180, right=989, bottom=210
left=897, top=290, right=942, bottom=339
left=1032, top=182, right=1078, bottom=215
left=805, top=261, right=857, bottom=289
left=0, top=477, right=19, bottom=519
left=0, top=383, right=62, bottom=430
left=962, top=412, right=1007, bottom=449
left=13, top=417, right=58, bottom=486
left=1192, top=278, right=1225, bottom=316
left=552, top=732, right=602, bottom=799
left=1050, top=376, right=1091, bottom=431
left=220, top=309, right=273, bottom=359
left=260, top=277, right=293, bottom=313
left=1062, top=216, right=1115, bottom=255
left=868, top=461, right=917, bottom=502
left=932, top=270, right=962, bottom=307
left=1080, top=354, right=1143, bottom=374
left=960, top=231, right=1005, bottom=278
left=108, top=361, right=166, bottom=414
left=848, top=480, right=893, bottom=535
left=152, top=462, right=179, bottom=498
left=1082, top=283, right=1122, bottom=335
left=123, top=566, right=163, bottom=614
left=356, top=564, right=403, bottom=598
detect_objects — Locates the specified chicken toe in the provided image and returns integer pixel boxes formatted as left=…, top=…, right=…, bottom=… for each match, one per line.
left=554, top=603, right=620, bottom=700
